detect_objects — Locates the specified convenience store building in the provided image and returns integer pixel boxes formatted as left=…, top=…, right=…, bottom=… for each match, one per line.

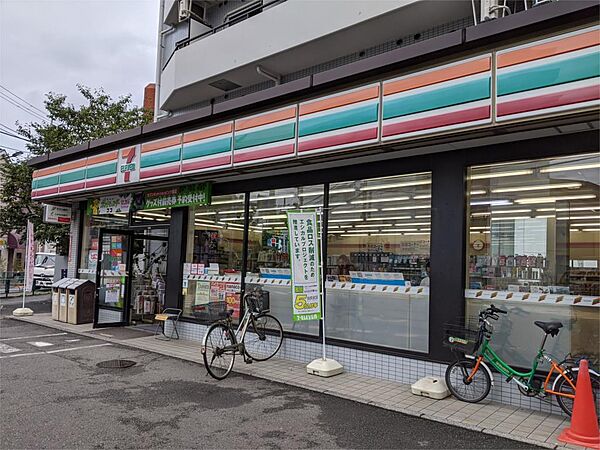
left=28, top=4, right=599, bottom=413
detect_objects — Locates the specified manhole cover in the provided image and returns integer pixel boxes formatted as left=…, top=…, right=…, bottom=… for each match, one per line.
left=96, top=359, right=136, bottom=369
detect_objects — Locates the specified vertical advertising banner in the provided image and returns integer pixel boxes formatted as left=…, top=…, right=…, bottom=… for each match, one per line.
left=287, top=211, right=321, bottom=321
left=25, top=220, right=35, bottom=292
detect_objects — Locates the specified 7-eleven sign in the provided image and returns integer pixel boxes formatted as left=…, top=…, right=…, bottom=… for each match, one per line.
left=117, top=145, right=140, bottom=185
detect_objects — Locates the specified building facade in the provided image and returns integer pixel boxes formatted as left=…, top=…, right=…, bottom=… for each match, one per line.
left=29, top=1, right=599, bottom=414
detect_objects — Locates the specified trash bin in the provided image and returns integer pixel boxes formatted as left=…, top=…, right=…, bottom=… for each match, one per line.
left=57, top=278, right=75, bottom=322
left=67, top=280, right=95, bottom=324
left=51, top=279, right=65, bottom=320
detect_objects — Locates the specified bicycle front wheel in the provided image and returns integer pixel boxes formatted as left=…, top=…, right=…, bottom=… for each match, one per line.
left=202, top=323, right=236, bottom=380
left=445, top=359, right=491, bottom=403
left=243, top=314, right=283, bottom=362
left=554, top=368, right=600, bottom=417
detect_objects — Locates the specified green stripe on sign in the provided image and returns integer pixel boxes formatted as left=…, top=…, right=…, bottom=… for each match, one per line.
left=60, top=168, right=86, bottom=184
left=86, top=162, right=117, bottom=179
left=36, top=175, right=60, bottom=189
left=383, top=77, right=490, bottom=119
left=140, top=147, right=181, bottom=168
left=182, top=136, right=231, bottom=160
left=234, top=122, right=295, bottom=150
left=32, top=179, right=38, bottom=190
left=298, top=103, right=378, bottom=137
left=497, top=51, right=600, bottom=97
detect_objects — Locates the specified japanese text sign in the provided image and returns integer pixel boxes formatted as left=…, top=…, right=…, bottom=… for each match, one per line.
left=143, top=183, right=212, bottom=210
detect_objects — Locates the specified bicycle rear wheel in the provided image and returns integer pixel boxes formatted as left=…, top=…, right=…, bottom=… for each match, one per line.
left=243, top=314, right=283, bottom=362
left=445, top=359, right=491, bottom=403
left=202, top=323, right=236, bottom=380
left=554, top=368, right=600, bottom=417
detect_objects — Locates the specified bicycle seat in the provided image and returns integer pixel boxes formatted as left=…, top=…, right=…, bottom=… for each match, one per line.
left=534, top=321, right=563, bottom=336
left=226, top=309, right=234, bottom=318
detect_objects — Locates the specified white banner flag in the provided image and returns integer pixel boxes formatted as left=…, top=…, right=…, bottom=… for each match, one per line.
left=25, top=220, right=35, bottom=293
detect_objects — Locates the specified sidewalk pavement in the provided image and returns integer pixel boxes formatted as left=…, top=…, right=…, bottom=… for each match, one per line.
left=11, top=313, right=594, bottom=450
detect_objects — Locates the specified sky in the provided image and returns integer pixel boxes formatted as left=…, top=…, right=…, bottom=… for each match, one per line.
left=0, top=0, right=159, bottom=158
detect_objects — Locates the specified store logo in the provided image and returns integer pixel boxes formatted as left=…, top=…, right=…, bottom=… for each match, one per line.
left=118, top=146, right=139, bottom=184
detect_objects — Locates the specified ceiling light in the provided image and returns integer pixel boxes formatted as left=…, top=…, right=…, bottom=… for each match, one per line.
left=491, top=182, right=582, bottom=193
left=473, top=209, right=531, bottom=216
left=540, top=162, right=600, bottom=173
left=404, top=232, right=430, bottom=235
left=298, top=191, right=324, bottom=197
left=469, top=170, right=533, bottom=180
left=252, top=193, right=297, bottom=202
left=328, top=201, right=347, bottom=206
left=328, top=218, right=363, bottom=223
left=344, top=233, right=371, bottom=237
left=470, top=226, right=490, bottom=230
left=515, top=194, right=596, bottom=204
left=272, top=226, right=287, bottom=230
left=366, top=216, right=411, bottom=221
left=331, top=208, right=379, bottom=215
left=350, top=196, right=410, bottom=204
left=338, top=225, right=353, bottom=228
left=371, top=233, right=406, bottom=236
left=360, top=180, right=431, bottom=191
left=262, top=221, right=286, bottom=225
left=382, top=205, right=431, bottom=211
left=256, top=205, right=294, bottom=212
left=138, top=211, right=170, bottom=218
left=254, top=214, right=287, bottom=219
left=220, top=217, right=244, bottom=222
left=195, top=211, right=216, bottom=216
left=217, top=210, right=245, bottom=215
left=538, top=207, right=600, bottom=212
left=556, top=215, right=600, bottom=221
left=328, top=230, right=346, bottom=234
left=329, top=188, right=356, bottom=194
left=212, top=198, right=244, bottom=205
left=413, top=194, right=431, bottom=200
left=534, top=215, right=556, bottom=219
left=347, top=229, right=379, bottom=233
left=356, top=223, right=392, bottom=228
left=470, top=200, right=512, bottom=206
left=470, top=190, right=487, bottom=195
left=570, top=223, right=600, bottom=227
left=582, top=228, right=600, bottom=231
left=379, top=228, right=418, bottom=232
left=490, top=216, right=532, bottom=221
left=415, top=215, right=431, bottom=219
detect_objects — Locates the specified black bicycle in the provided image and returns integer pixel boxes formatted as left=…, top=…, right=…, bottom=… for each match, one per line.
left=201, top=286, right=284, bottom=380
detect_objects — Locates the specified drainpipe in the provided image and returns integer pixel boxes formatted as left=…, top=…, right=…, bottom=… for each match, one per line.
left=256, top=65, right=281, bottom=85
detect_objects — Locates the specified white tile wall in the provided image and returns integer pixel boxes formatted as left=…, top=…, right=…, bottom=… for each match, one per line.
left=166, top=320, right=566, bottom=415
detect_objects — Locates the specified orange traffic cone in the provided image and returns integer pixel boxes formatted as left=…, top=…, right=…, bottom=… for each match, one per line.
left=558, top=359, right=600, bottom=449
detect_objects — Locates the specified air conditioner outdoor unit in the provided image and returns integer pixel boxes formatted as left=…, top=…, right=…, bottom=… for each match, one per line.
left=178, top=0, right=191, bottom=22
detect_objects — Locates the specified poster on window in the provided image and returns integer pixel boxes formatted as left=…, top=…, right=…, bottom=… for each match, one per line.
left=287, top=211, right=321, bottom=321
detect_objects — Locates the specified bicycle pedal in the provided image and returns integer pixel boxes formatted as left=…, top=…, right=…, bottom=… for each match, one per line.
left=245, top=358, right=253, bottom=364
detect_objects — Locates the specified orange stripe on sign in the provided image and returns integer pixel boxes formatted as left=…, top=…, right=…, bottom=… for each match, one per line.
left=60, top=158, right=87, bottom=172
left=183, top=122, right=233, bottom=143
left=498, top=29, right=600, bottom=68
left=87, top=150, right=118, bottom=165
left=299, top=85, right=380, bottom=116
left=35, top=165, right=62, bottom=178
left=142, top=135, right=182, bottom=153
left=384, top=57, right=491, bottom=96
left=235, top=107, right=296, bottom=131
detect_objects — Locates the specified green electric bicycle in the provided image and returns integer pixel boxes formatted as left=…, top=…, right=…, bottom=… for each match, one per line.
left=444, top=305, right=600, bottom=416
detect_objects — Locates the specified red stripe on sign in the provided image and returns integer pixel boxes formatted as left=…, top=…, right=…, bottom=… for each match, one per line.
left=140, top=165, right=180, bottom=179
left=298, top=127, right=378, bottom=153
left=85, top=176, right=117, bottom=188
left=59, top=182, right=86, bottom=193
left=57, top=217, right=71, bottom=223
left=234, top=143, right=295, bottom=163
left=382, top=105, right=490, bottom=137
left=497, top=84, right=600, bottom=117
left=181, top=155, right=231, bottom=172
left=33, top=187, right=59, bottom=197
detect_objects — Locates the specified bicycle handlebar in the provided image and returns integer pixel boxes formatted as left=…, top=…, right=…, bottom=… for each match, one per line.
left=489, top=304, right=507, bottom=314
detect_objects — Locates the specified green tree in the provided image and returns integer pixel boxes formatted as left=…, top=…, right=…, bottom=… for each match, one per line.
left=0, top=85, right=152, bottom=254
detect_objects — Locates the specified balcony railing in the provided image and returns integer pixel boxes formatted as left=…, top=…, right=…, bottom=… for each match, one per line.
left=162, top=0, right=287, bottom=71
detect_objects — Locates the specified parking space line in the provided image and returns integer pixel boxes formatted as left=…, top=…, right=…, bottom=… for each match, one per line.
left=0, top=332, right=68, bottom=342
left=28, top=341, right=54, bottom=348
left=0, top=352, right=45, bottom=359
left=46, top=343, right=112, bottom=353
left=0, top=343, right=21, bottom=354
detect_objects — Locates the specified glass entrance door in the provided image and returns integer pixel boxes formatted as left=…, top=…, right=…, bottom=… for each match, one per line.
left=129, top=234, right=168, bottom=324
left=94, top=229, right=132, bottom=327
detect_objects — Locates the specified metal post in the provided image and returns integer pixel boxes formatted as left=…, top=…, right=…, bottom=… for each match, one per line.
left=318, top=207, right=326, bottom=360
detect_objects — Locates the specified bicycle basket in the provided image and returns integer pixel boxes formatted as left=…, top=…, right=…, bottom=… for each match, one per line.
left=191, top=301, right=228, bottom=321
left=443, top=323, right=480, bottom=354
left=246, top=289, right=270, bottom=313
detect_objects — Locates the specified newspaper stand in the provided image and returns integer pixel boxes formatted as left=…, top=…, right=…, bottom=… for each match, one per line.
left=56, top=278, right=75, bottom=322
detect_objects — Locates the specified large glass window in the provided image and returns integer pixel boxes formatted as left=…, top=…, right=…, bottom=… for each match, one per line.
left=466, top=153, right=600, bottom=366
left=79, top=212, right=128, bottom=281
left=182, top=194, right=245, bottom=321
left=326, top=173, right=432, bottom=352
left=246, top=186, right=323, bottom=335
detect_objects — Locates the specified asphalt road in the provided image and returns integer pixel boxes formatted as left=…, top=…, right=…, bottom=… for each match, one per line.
left=0, top=292, right=52, bottom=316
left=0, top=320, right=540, bottom=449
